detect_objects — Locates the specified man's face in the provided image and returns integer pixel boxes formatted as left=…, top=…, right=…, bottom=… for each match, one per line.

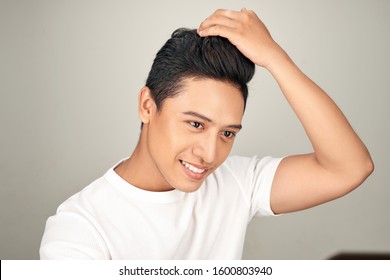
left=144, top=78, right=245, bottom=192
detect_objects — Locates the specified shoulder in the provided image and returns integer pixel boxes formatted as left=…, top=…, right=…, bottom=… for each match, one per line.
left=54, top=174, right=113, bottom=217
left=209, top=155, right=282, bottom=191
left=40, top=175, right=113, bottom=259
left=220, top=155, right=282, bottom=178
left=207, top=155, right=283, bottom=217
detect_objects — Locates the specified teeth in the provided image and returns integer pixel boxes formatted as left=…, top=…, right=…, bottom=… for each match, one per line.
left=181, top=161, right=206, bottom=174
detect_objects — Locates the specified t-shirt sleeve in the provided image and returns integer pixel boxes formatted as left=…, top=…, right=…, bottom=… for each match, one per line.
left=224, top=156, right=283, bottom=219
left=250, top=156, right=283, bottom=218
left=40, top=203, right=110, bottom=260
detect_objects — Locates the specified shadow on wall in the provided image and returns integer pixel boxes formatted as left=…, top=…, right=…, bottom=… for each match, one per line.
left=328, top=252, right=390, bottom=260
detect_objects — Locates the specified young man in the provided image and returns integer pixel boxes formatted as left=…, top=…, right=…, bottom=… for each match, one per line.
left=40, top=9, right=373, bottom=259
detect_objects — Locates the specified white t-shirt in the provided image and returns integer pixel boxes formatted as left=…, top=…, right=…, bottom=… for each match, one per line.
left=40, top=155, right=282, bottom=259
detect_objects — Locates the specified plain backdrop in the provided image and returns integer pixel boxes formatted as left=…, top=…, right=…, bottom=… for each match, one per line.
left=1, top=0, right=389, bottom=259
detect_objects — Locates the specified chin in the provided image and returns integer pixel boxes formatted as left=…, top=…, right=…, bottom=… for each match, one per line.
left=174, top=182, right=204, bottom=193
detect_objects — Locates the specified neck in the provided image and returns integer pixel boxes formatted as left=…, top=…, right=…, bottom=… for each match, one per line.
left=114, top=129, right=174, bottom=192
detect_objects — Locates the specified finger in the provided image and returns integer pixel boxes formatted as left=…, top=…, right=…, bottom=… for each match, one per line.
left=199, top=8, right=241, bottom=31
left=197, top=24, right=236, bottom=41
left=198, top=14, right=236, bottom=33
left=197, top=8, right=247, bottom=36
left=209, top=8, right=242, bottom=20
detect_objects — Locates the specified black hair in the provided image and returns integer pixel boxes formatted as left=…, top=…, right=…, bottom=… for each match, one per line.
left=145, top=28, right=255, bottom=110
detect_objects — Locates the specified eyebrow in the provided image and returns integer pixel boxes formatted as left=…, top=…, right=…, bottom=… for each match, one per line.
left=182, top=111, right=242, bottom=130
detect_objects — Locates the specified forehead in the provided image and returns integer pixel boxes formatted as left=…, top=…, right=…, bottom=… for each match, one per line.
left=162, top=78, right=245, bottom=123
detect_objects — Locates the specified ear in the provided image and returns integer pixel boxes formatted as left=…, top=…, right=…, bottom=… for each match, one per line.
left=138, top=86, right=157, bottom=124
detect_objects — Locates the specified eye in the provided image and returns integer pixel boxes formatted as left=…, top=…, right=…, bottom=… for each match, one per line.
left=222, top=131, right=236, bottom=139
left=189, top=121, right=203, bottom=129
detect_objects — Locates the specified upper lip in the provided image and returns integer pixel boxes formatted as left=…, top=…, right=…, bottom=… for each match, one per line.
left=180, top=160, right=210, bottom=170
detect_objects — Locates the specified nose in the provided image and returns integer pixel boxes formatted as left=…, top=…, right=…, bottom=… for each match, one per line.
left=192, top=133, right=218, bottom=165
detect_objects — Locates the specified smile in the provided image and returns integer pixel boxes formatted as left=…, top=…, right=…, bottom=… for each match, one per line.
left=180, top=160, right=206, bottom=174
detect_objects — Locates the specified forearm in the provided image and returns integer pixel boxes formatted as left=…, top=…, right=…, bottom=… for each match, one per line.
left=266, top=48, right=373, bottom=177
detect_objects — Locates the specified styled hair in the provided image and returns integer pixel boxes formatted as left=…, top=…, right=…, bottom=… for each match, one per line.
left=145, top=28, right=255, bottom=110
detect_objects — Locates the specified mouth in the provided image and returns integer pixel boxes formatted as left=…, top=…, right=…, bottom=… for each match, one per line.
left=180, top=160, right=209, bottom=180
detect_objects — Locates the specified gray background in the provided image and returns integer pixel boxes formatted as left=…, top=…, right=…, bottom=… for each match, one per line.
left=1, top=0, right=389, bottom=259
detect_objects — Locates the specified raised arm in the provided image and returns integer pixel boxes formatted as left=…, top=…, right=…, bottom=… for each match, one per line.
left=198, top=8, right=374, bottom=214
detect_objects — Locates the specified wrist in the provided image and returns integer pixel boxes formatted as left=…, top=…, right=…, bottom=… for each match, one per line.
left=263, top=45, right=291, bottom=73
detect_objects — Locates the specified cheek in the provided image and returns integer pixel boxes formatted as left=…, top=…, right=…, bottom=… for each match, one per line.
left=218, top=143, right=234, bottom=161
left=149, top=120, right=190, bottom=158
left=212, top=140, right=235, bottom=169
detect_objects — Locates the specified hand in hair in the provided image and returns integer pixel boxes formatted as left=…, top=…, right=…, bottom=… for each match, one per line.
left=197, top=8, right=284, bottom=69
